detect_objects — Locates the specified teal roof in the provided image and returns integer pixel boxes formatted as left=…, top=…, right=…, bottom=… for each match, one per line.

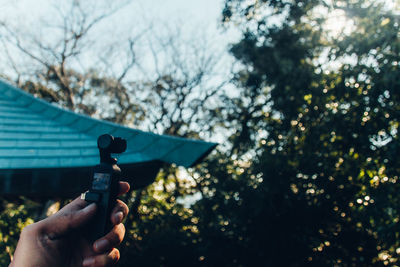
left=0, top=79, right=217, bottom=170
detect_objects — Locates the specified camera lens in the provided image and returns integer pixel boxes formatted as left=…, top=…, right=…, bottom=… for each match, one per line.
left=98, top=134, right=113, bottom=149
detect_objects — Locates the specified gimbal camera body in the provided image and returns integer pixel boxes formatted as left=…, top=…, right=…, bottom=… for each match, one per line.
left=81, top=134, right=127, bottom=241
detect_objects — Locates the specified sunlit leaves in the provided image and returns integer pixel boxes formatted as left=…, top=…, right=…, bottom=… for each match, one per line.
left=213, top=0, right=400, bottom=266
left=0, top=200, right=36, bottom=265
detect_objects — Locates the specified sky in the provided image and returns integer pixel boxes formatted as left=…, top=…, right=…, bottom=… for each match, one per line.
left=0, top=0, right=238, bottom=44
left=1, top=0, right=225, bottom=22
left=0, top=0, right=240, bottom=82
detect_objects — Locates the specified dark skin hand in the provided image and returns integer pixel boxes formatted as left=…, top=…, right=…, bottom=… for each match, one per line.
left=10, top=182, right=130, bottom=267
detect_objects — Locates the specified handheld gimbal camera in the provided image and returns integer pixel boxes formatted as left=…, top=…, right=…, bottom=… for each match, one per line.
left=81, top=134, right=127, bottom=241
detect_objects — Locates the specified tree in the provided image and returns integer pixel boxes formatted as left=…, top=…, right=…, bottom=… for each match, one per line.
left=183, top=0, right=400, bottom=266
left=0, top=198, right=37, bottom=265
left=116, top=26, right=233, bottom=267
left=0, top=0, right=145, bottom=123
left=0, top=1, right=229, bottom=129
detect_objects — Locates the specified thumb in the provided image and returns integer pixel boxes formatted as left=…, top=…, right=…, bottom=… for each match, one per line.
left=42, top=202, right=97, bottom=238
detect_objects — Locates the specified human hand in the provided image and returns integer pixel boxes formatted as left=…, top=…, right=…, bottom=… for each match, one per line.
left=10, top=181, right=130, bottom=267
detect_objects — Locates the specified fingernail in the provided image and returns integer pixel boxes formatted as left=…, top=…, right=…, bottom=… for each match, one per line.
left=83, top=257, right=95, bottom=266
left=114, top=211, right=123, bottom=224
left=95, top=239, right=109, bottom=251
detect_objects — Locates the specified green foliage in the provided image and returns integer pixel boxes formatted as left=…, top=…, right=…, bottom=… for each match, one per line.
left=192, top=0, right=400, bottom=265
left=118, top=168, right=205, bottom=266
left=0, top=199, right=37, bottom=265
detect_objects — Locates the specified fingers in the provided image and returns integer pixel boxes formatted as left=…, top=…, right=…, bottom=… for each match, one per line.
left=118, top=181, right=130, bottom=196
left=50, top=180, right=129, bottom=219
left=41, top=203, right=97, bottom=238
left=111, top=199, right=129, bottom=225
left=59, top=195, right=91, bottom=213
left=40, top=181, right=129, bottom=241
left=93, top=223, right=125, bottom=254
left=83, top=248, right=120, bottom=267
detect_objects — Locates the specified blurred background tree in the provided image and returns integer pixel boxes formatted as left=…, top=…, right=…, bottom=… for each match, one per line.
left=185, top=0, right=399, bottom=266
left=1, top=0, right=400, bottom=266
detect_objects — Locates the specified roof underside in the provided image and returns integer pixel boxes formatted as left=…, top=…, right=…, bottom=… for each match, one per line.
left=0, top=79, right=217, bottom=170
